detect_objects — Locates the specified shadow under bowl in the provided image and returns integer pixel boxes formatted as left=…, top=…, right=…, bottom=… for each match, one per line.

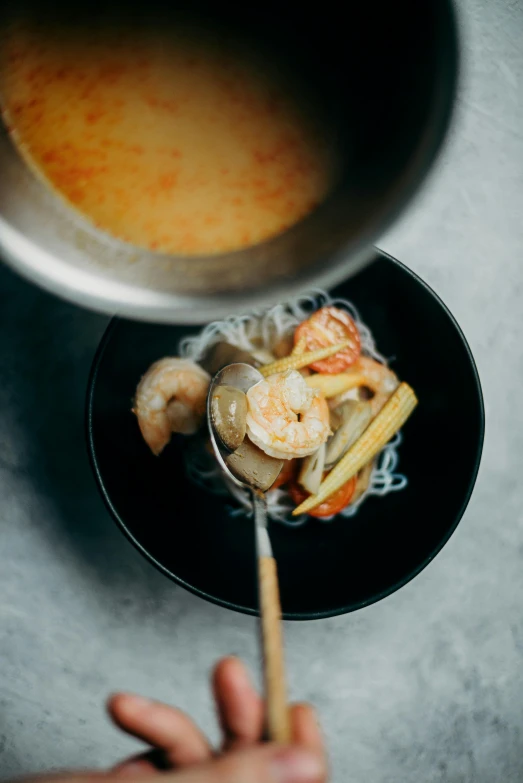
left=86, top=250, right=484, bottom=619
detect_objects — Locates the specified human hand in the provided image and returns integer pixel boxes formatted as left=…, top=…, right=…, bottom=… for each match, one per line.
left=108, top=655, right=326, bottom=781
left=22, top=656, right=326, bottom=783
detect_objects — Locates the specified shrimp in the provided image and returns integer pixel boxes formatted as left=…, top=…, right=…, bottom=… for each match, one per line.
left=246, top=370, right=330, bottom=459
left=332, top=356, right=399, bottom=415
left=134, top=358, right=210, bottom=455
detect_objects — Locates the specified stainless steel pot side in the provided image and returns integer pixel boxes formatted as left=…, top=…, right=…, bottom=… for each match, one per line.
left=0, top=0, right=459, bottom=324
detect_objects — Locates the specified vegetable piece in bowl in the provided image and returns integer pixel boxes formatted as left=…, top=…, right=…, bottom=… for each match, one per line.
left=289, top=474, right=357, bottom=518
left=298, top=443, right=326, bottom=494
left=351, top=460, right=375, bottom=506
left=211, top=385, right=248, bottom=452
left=324, top=400, right=373, bottom=468
left=292, top=383, right=417, bottom=516
left=226, top=440, right=284, bottom=492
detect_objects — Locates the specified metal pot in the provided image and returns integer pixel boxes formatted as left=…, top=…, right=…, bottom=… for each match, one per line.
left=0, top=0, right=458, bottom=323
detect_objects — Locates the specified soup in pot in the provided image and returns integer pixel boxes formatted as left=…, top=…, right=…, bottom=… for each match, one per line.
left=0, top=19, right=336, bottom=255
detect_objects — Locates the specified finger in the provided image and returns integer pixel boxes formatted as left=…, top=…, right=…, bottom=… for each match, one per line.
left=144, top=743, right=325, bottom=783
left=108, top=694, right=212, bottom=767
left=112, top=755, right=156, bottom=777
left=112, top=748, right=173, bottom=776
left=213, top=657, right=264, bottom=748
left=290, top=704, right=325, bottom=760
left=18, top=775, right=106, bottom=783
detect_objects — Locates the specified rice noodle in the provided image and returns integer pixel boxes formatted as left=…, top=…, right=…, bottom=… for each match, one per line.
left=181, top=290, right=408, bottom=526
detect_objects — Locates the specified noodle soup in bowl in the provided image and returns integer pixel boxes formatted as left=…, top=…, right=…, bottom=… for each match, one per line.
left=0, top=0, right=458, bottom=322
left=87, top=251, right=484, bottom=619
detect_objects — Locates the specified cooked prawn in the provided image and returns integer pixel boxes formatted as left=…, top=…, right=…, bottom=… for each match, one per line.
left=134, top=358, right=210, bottom=455
left=246, top=370, right=330, bottom=459
left=332, top=356, right=399, bottom=415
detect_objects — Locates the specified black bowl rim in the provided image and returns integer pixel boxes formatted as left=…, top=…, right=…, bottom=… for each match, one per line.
left=86, top=249, right=485, bottom=620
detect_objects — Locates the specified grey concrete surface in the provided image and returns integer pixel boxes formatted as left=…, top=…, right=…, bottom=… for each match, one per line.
left=1, top=0, right=522, bottom=780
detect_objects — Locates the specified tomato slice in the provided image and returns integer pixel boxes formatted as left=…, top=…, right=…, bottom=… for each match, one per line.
left=294, top=306, right=361, bottom=373
left=288, top=474, right=357, bottom=518
left=271, top=459, right=296, bottom=490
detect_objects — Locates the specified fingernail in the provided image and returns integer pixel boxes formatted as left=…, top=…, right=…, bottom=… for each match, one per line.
left=120, top=694, right=153, bottom=713
left=305, top=704, right=320, bottom=724
left=128, top=694, right=152, bottom=706
left=232, top=660, right=253, bottom=686
left=270, top=749, right=324, bottom=783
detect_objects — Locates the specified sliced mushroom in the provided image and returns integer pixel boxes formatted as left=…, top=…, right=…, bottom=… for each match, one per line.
left=328, top=386, right=362, bottom=413
left=273, top=334, right=295, bottom=359
left=226, top=439, right=283, bottom=492
left=324, top=400, right=373, bottom=468
left=211, top=385, right=247, bottom=452
left=298, top=442, right=326, bottom=495
left=351, top=460, right=375, bottom=504
left=329, top=406, right=344, bottom=432
left=251, top=348, right=276, bottom=366
left=201, top=342, right=258, bottom=375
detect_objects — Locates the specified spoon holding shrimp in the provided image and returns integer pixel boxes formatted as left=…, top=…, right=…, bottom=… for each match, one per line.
left=207, top=363, right=291, bottom=744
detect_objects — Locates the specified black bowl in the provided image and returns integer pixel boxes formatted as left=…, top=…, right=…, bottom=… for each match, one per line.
left=86, top=251, right=484, bottom=619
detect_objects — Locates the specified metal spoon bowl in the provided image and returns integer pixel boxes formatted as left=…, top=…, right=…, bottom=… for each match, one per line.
left=208, top=363, right=265, bottom=484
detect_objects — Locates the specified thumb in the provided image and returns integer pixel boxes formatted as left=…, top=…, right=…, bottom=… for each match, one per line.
left=150, top=744, right=324, bottom=783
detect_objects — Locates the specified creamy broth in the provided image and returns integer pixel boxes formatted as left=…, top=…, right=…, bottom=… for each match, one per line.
left=0, top=20, right=335, bottom=255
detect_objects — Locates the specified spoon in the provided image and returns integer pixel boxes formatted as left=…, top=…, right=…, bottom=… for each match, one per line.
left=207, top=363, right=291, bottom=744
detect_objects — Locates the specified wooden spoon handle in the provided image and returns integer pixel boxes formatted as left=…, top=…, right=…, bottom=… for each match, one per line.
left=259, top=555, right=291, bottom=743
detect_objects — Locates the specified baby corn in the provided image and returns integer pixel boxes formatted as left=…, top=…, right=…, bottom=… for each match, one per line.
left=305, top=372, right=366, bottom=398
left=292, top=382, right=418, bottom=515
left=259, top=341, right=350, bottom=377
left=292, top=336, right=308, bottom=355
